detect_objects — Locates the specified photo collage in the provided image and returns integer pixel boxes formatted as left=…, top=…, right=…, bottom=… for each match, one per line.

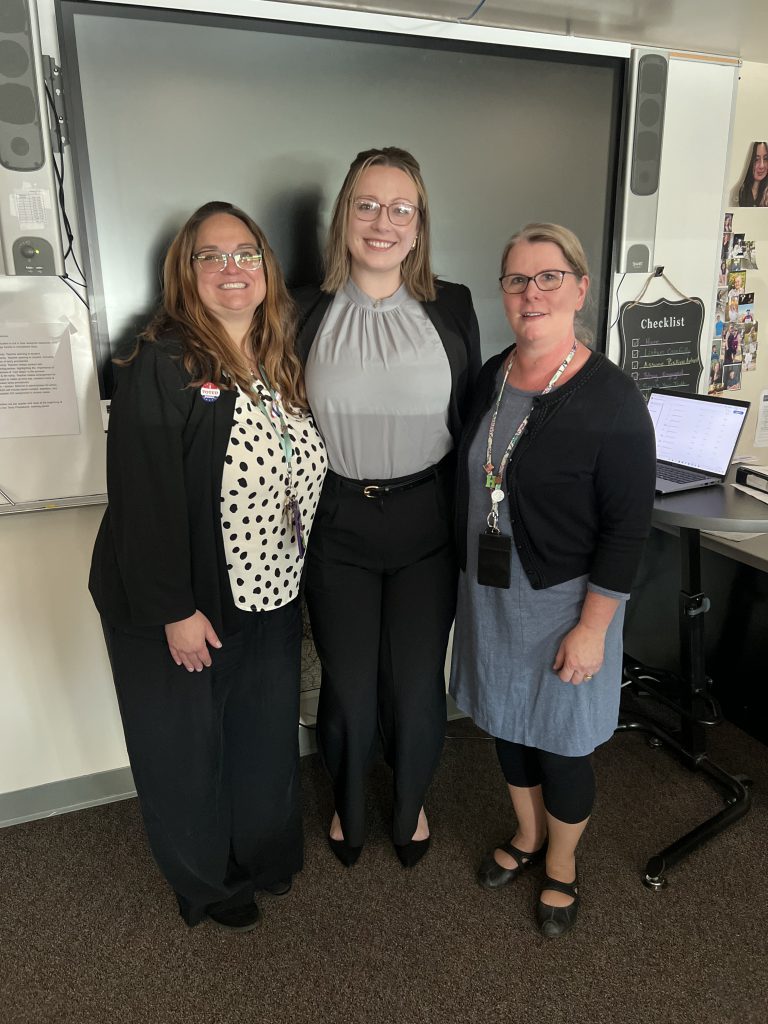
left=710, top=213, right=760, bottom=393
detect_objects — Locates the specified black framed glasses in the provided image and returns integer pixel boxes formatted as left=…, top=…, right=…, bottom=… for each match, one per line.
left=499, top=270, right=580, bottom=294
left=192, top=248, right=263, bottom=274
left=351, top=197, right=420, bottom=226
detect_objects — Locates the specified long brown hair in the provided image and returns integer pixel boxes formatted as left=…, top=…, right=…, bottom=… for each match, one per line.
left=120, top=201, right=307, bottom=409
left=738, top=141, right=768, bottom=207
left=322, top=147, right=437, bottom=302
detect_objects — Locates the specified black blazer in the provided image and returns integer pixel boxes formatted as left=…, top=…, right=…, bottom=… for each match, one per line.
left=293, top=281, right=481, bottom=448
left=89, top=337, right=240, bottom=639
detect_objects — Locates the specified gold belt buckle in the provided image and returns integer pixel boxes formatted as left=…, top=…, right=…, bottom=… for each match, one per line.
left=363, top=485, right=381, bottom=499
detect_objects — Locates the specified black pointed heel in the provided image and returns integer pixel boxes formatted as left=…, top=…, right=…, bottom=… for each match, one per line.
left=394, top=836, right=430, bottom=868
left=328, top=836, right=362, bottom=867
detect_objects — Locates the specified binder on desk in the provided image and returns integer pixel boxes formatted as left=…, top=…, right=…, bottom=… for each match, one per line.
left=735, top=466, right=768, bottom=495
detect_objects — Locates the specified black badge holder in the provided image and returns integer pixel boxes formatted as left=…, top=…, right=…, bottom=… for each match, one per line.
left=477, top=529, right=512, bottom=589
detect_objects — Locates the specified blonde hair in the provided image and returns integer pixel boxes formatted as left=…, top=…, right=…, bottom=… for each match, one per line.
left=501, top=223, right=592, bottom=344
left=119, top=201, right=307, bottom=409
left=322, top=147, right=437, bottom=302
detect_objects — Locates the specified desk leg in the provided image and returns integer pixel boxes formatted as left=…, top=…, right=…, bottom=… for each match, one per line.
left=619, top=527, right=752, bottom=890
left=680, top=528, right=705, bottom=753
left=617, top=717, right=751, bottom=889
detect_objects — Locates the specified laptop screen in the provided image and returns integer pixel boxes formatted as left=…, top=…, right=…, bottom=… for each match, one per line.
left=647, top=390, right=749, bottom=476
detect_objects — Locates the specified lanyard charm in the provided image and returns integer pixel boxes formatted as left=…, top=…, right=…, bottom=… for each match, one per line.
left=483, top=340, right=576, bottom=519
left=284, top=493, right=305, bottom=558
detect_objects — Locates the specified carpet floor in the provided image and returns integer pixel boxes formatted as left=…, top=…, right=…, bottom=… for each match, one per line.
left=1, top=717, right=766, bottom=1024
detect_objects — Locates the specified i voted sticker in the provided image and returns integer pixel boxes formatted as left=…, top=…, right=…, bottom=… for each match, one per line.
left=200, top=382, right=220, bottom=403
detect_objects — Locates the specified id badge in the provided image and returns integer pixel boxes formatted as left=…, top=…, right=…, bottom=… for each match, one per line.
left=477, top=530, right=512, bottom=589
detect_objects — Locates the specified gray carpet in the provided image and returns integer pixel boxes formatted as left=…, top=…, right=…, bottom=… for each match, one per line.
left=1, top=717, right=766, bottom=1024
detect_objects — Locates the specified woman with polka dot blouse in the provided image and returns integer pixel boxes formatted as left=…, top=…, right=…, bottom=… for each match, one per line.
left=90, top=201, right=326, bottom=931
left=295, top=148, right=480, bottom=868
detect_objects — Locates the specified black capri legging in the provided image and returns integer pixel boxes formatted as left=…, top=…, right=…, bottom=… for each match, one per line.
left=495, top=738, right=595, bottom=825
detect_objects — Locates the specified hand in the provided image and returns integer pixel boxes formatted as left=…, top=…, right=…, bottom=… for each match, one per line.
left=165, top=611, right=222, bottom=672
left=552, top=623, right=605, bottom=685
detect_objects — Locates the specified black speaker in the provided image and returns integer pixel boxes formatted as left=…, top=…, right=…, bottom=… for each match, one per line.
left=0, top=0, right=64, bottom=275
left=618, top=49, right=668, bottom=274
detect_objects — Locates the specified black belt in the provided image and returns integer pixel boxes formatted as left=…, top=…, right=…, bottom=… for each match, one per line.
left=329, top=453, right=453, bottom=500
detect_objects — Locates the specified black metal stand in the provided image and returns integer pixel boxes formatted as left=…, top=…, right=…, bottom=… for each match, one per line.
left=618, top=526, right=752, bottom=889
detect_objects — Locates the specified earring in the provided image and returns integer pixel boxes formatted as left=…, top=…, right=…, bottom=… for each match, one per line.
left=411, top=237, right=418, bottom=250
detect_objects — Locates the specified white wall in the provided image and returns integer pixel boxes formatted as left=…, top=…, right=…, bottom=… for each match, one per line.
left=723, top=61, right=768, bottom=459
left=0, top=1, right=739, bottom=804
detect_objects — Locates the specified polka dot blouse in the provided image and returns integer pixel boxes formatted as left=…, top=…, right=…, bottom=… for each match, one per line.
left=221, top=383, right=327, bottom=611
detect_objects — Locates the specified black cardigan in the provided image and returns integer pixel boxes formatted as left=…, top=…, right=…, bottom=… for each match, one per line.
left=456, top=347, right=656, bottom=593
left=89, top=338, right=240, bottom=638
left=293, top=280, right=481, bottom=447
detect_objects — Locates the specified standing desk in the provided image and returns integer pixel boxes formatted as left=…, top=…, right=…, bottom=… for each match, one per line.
left=619, top=479, right=768, bottom=889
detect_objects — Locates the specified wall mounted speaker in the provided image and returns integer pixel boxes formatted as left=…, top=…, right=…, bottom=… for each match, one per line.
left=0, top=0, right=64, bottom=276
left=617, top=48, right=668, bottom=274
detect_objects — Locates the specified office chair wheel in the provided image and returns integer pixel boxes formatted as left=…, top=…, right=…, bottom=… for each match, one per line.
left=646, top=735, right=663, bottom=749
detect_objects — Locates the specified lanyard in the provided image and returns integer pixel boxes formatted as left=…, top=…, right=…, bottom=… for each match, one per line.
left=484, top=340, right=576, bottom=532
left=251, top=367, right=305, bottom=556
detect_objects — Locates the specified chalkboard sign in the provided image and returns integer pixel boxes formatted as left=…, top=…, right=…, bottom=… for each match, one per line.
left=618, top=297, right=704, bottom=399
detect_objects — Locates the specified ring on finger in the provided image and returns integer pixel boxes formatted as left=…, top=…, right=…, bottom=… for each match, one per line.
left=584, top=673, right=593, bottom=680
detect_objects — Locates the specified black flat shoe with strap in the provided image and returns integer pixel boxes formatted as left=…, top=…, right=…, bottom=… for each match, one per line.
left=477, top=839, right=548, bottom=890
left=536, top=872, right=580, bottom=938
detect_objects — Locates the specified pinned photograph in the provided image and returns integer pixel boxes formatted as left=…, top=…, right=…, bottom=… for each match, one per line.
left=723, top=324, right=744, bottom=365
left=743, top=322, right=759, bottom=371
left=724, top=212, right=733, bottom=232
left=734, top=141, right=768, bottom=207
left=708, top=357, right=724, bottom=395
left=727, top=271, right=746, bottom=294
left=725, top=363, right=743, bottom=391
left=738, top=293, right=755, bottom=322
left=743, top=240, right=759, bottom=270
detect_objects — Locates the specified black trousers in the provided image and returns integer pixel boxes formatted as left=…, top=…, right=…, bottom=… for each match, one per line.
left=305, top=461, right=457, bottom=846
left=103, top=599, right=303, bottom=926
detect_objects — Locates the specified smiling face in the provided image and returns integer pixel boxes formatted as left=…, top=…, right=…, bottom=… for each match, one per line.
left=345, top=164, right=420, bottom=294
left=501, top=240, right=588, bottom=348
left=193, top=212, right=266, bottom=337
left=753, top=143, right=768, bottom=183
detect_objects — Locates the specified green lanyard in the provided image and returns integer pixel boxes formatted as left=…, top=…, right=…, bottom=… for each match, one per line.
left=251, top=367, right=305, bottom=557
left=252, top=367, right=293, bottom=466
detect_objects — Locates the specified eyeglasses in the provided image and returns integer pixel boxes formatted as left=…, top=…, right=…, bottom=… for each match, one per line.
left=191, top=248, right=263, bottom=274
left=499, top=270, right=580, bottom=294
left=351, top=197, right=420, bottom=226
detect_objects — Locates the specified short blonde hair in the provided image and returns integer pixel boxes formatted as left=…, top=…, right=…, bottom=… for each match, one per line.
left=501, top=223, right=592, bottom=344
left=500, top=222, right=590, bottom=280
left=322, top=147, right=437, bottom=302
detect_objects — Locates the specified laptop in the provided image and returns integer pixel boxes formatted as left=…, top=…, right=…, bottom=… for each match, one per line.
left=647, top=389, right=750, bottom=494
